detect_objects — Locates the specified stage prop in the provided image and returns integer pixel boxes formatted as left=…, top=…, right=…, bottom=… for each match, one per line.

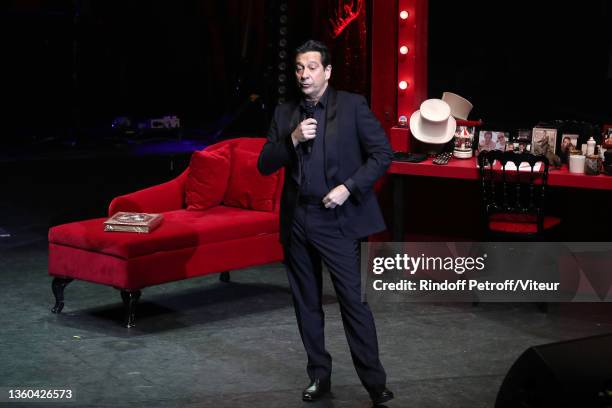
left=48, top=138, right=284, bottom=328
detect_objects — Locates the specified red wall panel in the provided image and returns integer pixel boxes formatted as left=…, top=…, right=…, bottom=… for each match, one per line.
left=371, top=0, right=428, bottom=134
left=371, top=0, right=397, bottom=135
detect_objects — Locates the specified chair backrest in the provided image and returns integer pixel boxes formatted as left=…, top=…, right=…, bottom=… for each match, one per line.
left=477, top=150, right=550, bottom=232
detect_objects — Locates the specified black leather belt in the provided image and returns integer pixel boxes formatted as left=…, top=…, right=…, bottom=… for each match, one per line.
left=298, top=195, right=324, bottom=206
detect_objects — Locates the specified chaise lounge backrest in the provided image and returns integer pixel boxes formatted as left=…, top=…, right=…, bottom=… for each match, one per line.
left=108, top=137, right=284, bottom=216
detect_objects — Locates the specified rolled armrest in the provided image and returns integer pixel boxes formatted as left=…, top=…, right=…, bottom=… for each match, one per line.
left=108, top=171, right=188, bottom=216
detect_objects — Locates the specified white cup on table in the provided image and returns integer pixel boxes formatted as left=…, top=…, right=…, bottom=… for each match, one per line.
left=569, top=154, right=585, bottom=174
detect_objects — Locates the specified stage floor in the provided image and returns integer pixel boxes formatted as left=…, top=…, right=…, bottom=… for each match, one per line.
left=2, top=139, right=612, bottom=406
left=2, top=232, right=612, bottom=407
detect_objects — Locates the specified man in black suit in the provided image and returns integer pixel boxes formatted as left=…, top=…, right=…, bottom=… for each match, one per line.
left=258, top=40, right=393, bottom=405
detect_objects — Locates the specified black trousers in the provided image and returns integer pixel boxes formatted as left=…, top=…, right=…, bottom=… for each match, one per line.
left=284, top=202, right=386, bottom=390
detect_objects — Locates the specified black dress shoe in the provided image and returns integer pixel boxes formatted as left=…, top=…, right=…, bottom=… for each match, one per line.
left=369, top=387, right=394, bottom=405
left=302, top=378, right=331, bottom=401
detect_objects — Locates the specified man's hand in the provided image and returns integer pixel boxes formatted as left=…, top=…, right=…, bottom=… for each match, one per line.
left=323, top=184, right=350, bottom=208
left=291, top=118, right=317, bottom=147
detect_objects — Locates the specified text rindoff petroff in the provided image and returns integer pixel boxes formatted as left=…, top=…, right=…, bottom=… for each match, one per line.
left=372, top=279, right=560, bottom=292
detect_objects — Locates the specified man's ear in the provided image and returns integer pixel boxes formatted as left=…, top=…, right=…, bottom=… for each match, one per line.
left=325, top=65, right=332, bottom=80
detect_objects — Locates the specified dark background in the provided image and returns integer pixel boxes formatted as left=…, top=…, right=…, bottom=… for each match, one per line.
left=0, top=0, right=371, bottom=232
left=0, top=0, right=370, bottom=146
left=429, top=1, right=612, bottom=130
left=1, top=1, right=610, bottom=240
left=2, top=1, right=611, bottom=145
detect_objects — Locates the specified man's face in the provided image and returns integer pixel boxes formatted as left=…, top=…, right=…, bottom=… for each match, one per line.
left=295, top=51, right=331, bottom=101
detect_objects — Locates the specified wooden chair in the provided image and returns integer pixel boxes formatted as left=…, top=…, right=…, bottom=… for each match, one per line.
left=477, top=150, right=561, bottom=240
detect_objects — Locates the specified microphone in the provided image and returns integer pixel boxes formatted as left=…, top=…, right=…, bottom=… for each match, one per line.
left=302, top=102, right=315, bottom=154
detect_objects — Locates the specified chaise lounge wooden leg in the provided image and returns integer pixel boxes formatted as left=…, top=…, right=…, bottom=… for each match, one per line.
left=219, top=271, right=230, bottom=283
left=120, top=290, right=141, bottom=328
left=51, top=277, right=73, bottom=313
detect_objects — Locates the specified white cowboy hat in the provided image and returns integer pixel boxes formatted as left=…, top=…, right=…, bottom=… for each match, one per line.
left=442, top=92, right=473, bottom=120
left=410, top=99, right=456, bottom=144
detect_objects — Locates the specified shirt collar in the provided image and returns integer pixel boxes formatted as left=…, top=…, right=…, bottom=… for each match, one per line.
left=300, top=85, right=329, bottom=109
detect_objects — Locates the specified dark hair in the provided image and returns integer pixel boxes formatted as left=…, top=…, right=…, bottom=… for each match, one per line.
left=295, top=40, right=331, bottom=67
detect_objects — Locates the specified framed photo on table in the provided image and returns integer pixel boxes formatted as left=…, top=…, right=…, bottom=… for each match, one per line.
left=558, top=133, right=579, bottom=163
left=560, top=134, right=578, bottom=152
left=510, top=129, right=532, bottom=153
left=531, top=127, right=557, bottom=156
left=602, top=125, right=612, bottom=151
left=516, top=129, right=532, bottom=140
left=476, top=130, right=509, bottom=154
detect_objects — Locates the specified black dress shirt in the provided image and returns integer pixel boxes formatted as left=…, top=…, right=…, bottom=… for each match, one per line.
left=297, top=88, right=329, bottom=199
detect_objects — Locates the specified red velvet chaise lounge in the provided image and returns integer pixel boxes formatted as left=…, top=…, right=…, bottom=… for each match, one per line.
left=48, top=137, right=284, bottom=327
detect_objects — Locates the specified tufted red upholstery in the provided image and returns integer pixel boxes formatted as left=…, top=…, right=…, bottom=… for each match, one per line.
left=185, top=144, right=232, bottom=210
left=223, top=147, right=280, bottom=212
left=48, top=137, right=284, bottom=291
left=49, top=207, right=279, bottom=260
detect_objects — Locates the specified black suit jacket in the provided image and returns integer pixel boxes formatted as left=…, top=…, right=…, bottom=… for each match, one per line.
left=258, top=87, right=393, bottom=245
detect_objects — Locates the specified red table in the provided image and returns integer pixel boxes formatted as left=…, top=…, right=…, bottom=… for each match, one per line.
left=388, top=156, right=612, bottom=240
